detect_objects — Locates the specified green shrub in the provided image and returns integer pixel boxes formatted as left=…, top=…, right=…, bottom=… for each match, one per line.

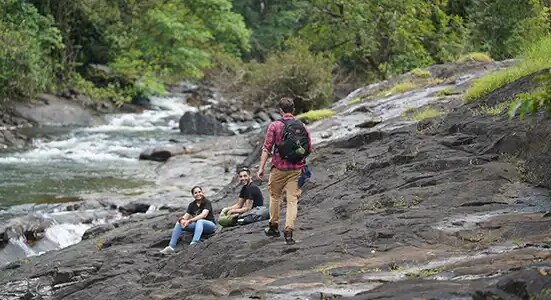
left=466, top=36, right=551, bottom=103
left=241, top=39, right=335, bottom=113
left=296, top=109, right=336, bottom=124
left=68, top=73, right=134, bottom=106
left=509, top=71, right=551, bottom=120
left=456, top=52, right=493, bottom=63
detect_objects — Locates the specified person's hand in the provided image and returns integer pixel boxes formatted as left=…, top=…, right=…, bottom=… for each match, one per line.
left=257, top=168, right=264, bottom=181
left=179, top=218, right=192, bottom=228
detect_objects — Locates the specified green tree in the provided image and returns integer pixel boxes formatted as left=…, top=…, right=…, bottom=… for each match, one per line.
left=24, top=0, right=250, bottom=100
left=232, top=0, right=309, bottom=60
left=468, top=0, right=550, bottom=60
left=108, top=0, right=250, bottom=94
left=300, top=0, right=465, bottom=81
left=0, top=0, right=63, bottom=103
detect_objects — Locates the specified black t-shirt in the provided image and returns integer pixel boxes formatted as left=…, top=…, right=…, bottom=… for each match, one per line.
left=239, top=182, right=264, bottom=208
left=186, top=198, right=215, bottom=222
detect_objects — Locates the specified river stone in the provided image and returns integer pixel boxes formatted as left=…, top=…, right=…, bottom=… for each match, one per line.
left=255, top=111, right=271, bottom=123
left=269, top=112, right=281, bottom=121
left=356, top=120, right=382, bottom=129
left=13, top=94, right=99, bottom=127
left=118, top=203, right=151, bottom=216
left=0, top=131, right=23, bottom=148
left=139, top=146, right=188, bottom=162
left=179, top=111, right=234, bottom=136
left=0, top=229, right=8, bottom=249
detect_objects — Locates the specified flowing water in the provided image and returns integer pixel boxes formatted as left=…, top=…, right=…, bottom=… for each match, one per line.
left=0, top=96, right=201, bottom=208
left=0, top=95, right=235, bottom=265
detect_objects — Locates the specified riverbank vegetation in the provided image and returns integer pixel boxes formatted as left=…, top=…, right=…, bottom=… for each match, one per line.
left=1, top=0, right=550, bottom=112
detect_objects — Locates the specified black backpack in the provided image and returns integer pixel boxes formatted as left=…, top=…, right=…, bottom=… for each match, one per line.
left=277, top=118, right=310, bottom=163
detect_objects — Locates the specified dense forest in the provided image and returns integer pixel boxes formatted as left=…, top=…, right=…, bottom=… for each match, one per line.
left=1, top=0, right=550, bottom=113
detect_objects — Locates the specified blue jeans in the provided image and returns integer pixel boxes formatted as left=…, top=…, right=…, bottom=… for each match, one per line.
left=169, top=219, right=216, bottom=248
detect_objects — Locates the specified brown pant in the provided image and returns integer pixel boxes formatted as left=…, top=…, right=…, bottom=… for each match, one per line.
left=268, top=168, right=301, bottom=231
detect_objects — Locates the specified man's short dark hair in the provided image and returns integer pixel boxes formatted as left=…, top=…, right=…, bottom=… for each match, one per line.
left=236, top=165, right=251, bottom=174
left=278, top=97, right=295, bottom=113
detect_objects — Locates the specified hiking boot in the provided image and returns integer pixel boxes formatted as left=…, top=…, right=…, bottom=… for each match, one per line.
left=284, top=230, right=296, bottom=245
left=160, top=246, right=175, bottom=254
left=264, top=223, right=281, bottom=237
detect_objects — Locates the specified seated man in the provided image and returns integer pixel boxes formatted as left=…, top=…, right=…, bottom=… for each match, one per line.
left=218, top=166, right=269, bottom=227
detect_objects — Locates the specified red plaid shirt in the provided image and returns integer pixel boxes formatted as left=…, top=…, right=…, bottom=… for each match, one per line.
left=263, top=113, right=313, bottom=171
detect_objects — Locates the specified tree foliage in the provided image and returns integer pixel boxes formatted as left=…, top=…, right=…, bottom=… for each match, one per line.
left=0, top=0, right=550, bottom=109
left=0, top=0, right=63, bottom=103
left=467, top=0, right=550, bottom=60
left=298, top=0, right=466, bottom=80
left=1, top=0, right=250, bottom=103
left=232, top=0, right=309, bottom=60
left=510, top=71, right=551, bottom=120
left=243, top=39, right=334, bottom=113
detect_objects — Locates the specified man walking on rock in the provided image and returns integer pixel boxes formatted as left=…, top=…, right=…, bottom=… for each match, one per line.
left=257, top=97, right=313, bottom=245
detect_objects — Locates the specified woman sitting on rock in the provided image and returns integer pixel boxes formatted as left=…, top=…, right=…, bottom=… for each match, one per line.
left=160, top=185, right=216, bottom=254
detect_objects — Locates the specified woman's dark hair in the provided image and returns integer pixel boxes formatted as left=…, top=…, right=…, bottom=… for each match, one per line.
left=190, top=185, right=203, bottom=195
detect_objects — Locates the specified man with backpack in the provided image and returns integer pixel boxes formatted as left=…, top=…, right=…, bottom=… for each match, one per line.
left=257, top=97, right=313, bottom=245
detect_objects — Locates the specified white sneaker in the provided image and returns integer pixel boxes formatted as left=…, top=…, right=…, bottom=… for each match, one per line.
left=160, top=246, right=175, bottom=254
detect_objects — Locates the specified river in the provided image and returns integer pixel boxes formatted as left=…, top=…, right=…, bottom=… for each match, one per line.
left=0, top=95, right=249, bottom=266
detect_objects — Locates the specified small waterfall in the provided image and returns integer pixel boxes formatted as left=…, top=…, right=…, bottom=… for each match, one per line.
left=9, top=237, right=39, bottom=257
left=44, top=222, right=91, bottom=249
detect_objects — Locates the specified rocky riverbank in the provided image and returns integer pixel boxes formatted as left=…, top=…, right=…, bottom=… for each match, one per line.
left=0, top=80, right=281, bottom=151
left=1, top=61, right=550, bottom=299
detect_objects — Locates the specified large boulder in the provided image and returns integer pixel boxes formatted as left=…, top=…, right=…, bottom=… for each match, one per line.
left=179, top=111, right=235, bottom=136
left=13, top=94, right=100, bottom=127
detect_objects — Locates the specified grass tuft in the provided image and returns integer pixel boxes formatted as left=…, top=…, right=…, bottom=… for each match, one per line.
left=457, top=52, right=493, bottom=63
left=296, top=109, right=336, bottom=124
left=411, top=68, right=431, bottom=78
left=465, top=37, right=551, bottom=103
left=402, top=107, right=442, bottom=121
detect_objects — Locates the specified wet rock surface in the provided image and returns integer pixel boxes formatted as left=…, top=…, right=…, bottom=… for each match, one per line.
left=13, top=94, right=101, bottom=127
left=1, top=62, right=551, bottom=299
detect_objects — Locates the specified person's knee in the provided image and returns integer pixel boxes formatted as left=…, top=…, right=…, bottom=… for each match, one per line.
left=221, top=207, right=229, bottom=215
left=269, top=189, right=283, bottom=200
left=218, top=216, right=236, bottom=227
